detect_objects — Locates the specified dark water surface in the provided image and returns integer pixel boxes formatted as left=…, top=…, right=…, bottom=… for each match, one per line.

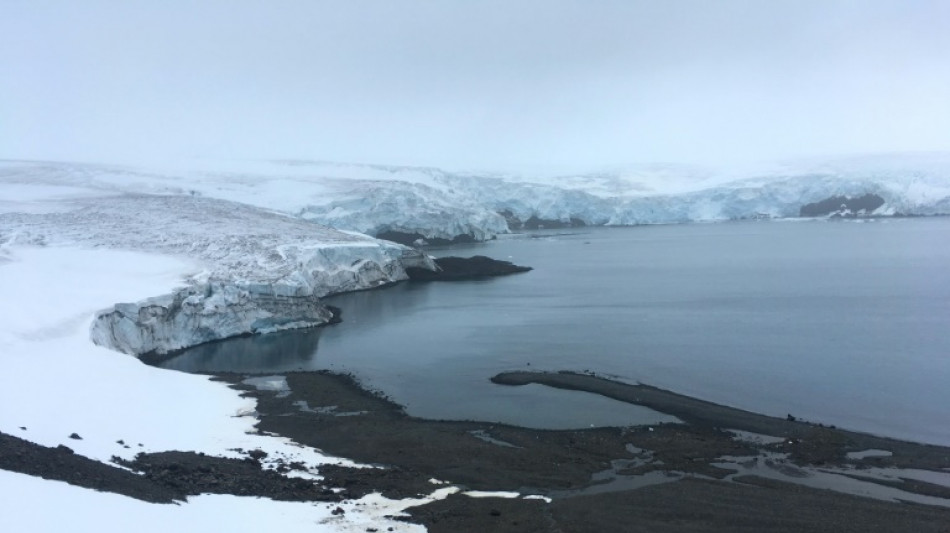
left=157, top=219, right=950, bottom=445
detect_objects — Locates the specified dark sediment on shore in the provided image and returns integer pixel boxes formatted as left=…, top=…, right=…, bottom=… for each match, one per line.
left=0, top=430, right=345, bottom=504
left=5, top=369, right=950, bottom=532
left=241, top=371, right=636, bottom=495
left=237, top=370, right=950, bottom=532
left=0, top=431, right=181, bottom=504
left=406, top=475, right=950, bottom=533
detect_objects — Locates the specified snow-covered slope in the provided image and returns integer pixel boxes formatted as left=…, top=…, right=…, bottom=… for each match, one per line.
left=0, top=244, right=449, bottom=533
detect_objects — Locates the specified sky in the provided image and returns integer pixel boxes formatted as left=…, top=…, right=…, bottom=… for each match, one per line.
left=2, top=0, right=949, bottom=173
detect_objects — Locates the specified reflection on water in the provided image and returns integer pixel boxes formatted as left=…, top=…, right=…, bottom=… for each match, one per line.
left=155, top=327, right=323, bottom=373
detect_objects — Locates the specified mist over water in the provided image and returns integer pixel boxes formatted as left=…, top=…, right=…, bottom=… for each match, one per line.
left=158, top=218, right=950, bottom=445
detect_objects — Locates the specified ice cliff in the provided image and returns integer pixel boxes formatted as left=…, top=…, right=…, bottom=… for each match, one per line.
left=0, top=192, right=436, bottom=355
left=90, top=282, right=338, bottom=356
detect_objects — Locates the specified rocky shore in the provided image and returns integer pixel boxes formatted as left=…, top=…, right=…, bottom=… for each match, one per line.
left=4, top=370, right=950, bottom=532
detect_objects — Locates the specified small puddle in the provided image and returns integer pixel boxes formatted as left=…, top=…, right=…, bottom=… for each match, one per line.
left=541, top=447, right=681, bottom=498
left=727, top=429, right=787, bottom=445
left=242, top=375, right=290, bottom=398
left=846, top=449, right=893, bottom=460
left=714, top=452, right=950, bottom=508
left=468, top=430, right=521, bottom=448
left=292, top=400, right=367, bottom=417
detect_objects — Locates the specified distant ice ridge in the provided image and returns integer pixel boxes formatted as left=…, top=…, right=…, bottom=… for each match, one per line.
left=2, top=153, right=950, bottom=245
left=0, top=192, right=435, bottom=355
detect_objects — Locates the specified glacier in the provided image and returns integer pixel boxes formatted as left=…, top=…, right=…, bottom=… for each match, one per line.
left=0, top=191, right=435, bottom=355
left=3, top=153, right=949, bottom=248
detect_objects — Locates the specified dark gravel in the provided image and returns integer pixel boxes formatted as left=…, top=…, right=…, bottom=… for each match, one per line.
left=5, top=369, right=950, bottom=533
left=0, top=431, right=181, bottom=504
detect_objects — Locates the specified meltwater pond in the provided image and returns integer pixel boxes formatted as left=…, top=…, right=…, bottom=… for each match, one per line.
left=156, top=218, right=950, bottom=445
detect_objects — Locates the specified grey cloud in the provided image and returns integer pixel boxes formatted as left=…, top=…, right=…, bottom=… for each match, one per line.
left=2, top=0, right=948, bottom=173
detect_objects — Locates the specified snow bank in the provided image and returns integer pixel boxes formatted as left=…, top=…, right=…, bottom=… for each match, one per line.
left=0, top=470, right=434, bottom=533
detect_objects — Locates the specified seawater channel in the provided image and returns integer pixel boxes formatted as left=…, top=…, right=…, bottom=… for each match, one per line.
left=154, top=218, right=950, bottom=446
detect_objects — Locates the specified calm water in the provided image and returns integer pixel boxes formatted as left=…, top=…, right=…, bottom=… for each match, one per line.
left=156, top=218, right=950, bottom=445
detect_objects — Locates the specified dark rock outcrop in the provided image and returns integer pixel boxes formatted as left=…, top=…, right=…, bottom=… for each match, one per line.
left=499, top=209, right=587, bottom=231
left=406, top=256, right=532, bottom=281
left=376, top=230, right=478, bottom=247
left=800, top=193, right=885, bottom=217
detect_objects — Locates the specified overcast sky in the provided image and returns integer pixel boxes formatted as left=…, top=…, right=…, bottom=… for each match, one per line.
left=2, top=0, right=949, bottom=172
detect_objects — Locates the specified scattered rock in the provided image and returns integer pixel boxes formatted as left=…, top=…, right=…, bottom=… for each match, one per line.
left=800, top=193, right=885, bottom=217
left=499, top=210, right=586, bottom=230
left=115, top=450, right=341, bottom=502
left=0, top=431, right=180, bottom=503
left=248, top=449, right=268, bottom=461
left=69, top=433, right=82, bottom=440
left=376, top=230, right=477, bottom=247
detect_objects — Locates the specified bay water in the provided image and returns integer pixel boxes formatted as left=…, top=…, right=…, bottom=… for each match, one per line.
left=156, top=218, right=950, bottom=445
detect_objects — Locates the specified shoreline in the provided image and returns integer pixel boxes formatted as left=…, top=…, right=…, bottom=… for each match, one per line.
left=4, top=368, right=950, bottom=532
left=239, top=370, right=950, bottom=531
left=492, top=371, right=950, bottom=469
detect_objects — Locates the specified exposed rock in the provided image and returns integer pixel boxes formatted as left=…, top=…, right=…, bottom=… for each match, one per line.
left=0, top=431, right=181, bottom=503
left=376, top=230, right=478, bottom=247
left=799, top=193, right=886, bottom=217
left=499, top=209, right=587, bottom=231
left=406, top=256, right=532, bottom=281
left=115, top=449, right=341, bottom=502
